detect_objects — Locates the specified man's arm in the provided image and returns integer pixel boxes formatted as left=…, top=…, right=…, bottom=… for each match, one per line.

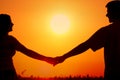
left=54, top=42, right=90, bottom=66
left=54, top=27, right=107, bottom=65
left=63, top=42, right=90, bottom=59
left=63, top=27, right=107, bottom=59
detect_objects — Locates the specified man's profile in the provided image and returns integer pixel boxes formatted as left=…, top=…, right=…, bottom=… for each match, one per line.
left=54, top=1, right=120, bottom=80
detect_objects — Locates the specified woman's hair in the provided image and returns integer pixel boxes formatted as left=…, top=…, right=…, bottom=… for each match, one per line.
left=0, top=14, right=13, bottom=33
left=0, top=14, right=11, bottom=25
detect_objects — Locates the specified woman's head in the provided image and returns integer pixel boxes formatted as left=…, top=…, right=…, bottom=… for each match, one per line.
left=0, top=14, right=13, bottom=35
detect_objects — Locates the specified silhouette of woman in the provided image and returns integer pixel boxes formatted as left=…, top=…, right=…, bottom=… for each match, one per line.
left=0, top=14, right=54, bottom=80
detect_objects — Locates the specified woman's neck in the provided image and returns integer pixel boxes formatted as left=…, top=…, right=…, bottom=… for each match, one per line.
left=0, top=33, right=8, bottom=38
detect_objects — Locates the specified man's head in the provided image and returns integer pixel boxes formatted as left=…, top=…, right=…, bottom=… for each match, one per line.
left=0, top=14, right=13, bottom=34
left=106, top=1, right=120, bottom=23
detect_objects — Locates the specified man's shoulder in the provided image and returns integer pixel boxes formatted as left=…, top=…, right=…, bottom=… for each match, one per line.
left=103, top=24, right=112, bottom=28
left=99, top=22, right=120, bottom=30
left=100, top=24, right=113, bottom=31
left=104, top=23, right=120, bottom=30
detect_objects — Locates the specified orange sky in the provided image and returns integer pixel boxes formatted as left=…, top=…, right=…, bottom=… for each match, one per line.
left=0, top=0, right=110, bottom=78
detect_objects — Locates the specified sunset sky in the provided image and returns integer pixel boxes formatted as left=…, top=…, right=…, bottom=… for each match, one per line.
left=0, top=0, right=110, bottom=78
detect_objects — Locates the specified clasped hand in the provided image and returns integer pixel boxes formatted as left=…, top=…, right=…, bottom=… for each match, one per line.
left=45, top=56, right=66, bottom=66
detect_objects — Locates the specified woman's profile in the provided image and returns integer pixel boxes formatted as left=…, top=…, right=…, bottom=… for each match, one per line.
left=0, top=14, right=54, bottom=80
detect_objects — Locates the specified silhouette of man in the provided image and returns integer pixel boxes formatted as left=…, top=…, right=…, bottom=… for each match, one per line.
left=0, top=14, right=54, bottom=80
left=54, top=1, right=120, bottom=80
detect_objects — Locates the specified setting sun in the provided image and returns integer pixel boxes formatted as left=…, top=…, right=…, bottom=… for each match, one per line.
left=50, top=14, right=70, bottom=34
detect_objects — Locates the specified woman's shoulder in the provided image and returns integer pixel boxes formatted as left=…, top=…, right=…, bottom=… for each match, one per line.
left=7, top=35, right=18, bottom=42
left=8, top=35, right=16, bottom=39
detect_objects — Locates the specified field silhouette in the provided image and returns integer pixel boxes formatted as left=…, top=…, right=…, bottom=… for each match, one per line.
left=17, top=75, right=103, bottom=80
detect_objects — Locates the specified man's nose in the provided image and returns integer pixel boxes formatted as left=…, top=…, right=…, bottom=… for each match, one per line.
left=106, top=13, right=108, bottom=17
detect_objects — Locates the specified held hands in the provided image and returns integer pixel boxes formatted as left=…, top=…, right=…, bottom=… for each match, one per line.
left=44, top=56, right=66, bottom=66
left=53, top=56, right=66, bottom=66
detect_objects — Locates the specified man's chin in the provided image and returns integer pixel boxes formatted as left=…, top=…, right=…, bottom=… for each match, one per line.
left=108, top=19, right=113, bottom=23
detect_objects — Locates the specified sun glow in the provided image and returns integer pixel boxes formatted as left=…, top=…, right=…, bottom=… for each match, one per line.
left=50, top=14, right=70, bottom=34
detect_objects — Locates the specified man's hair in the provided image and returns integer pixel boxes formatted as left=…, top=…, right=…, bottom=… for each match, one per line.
left=106, top=1, right=120, bottom=19
left=106, top=1, right=120, bottom=11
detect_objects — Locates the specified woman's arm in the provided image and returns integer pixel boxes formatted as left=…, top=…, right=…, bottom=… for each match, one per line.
left=12, top=36, right=54, bottom=64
